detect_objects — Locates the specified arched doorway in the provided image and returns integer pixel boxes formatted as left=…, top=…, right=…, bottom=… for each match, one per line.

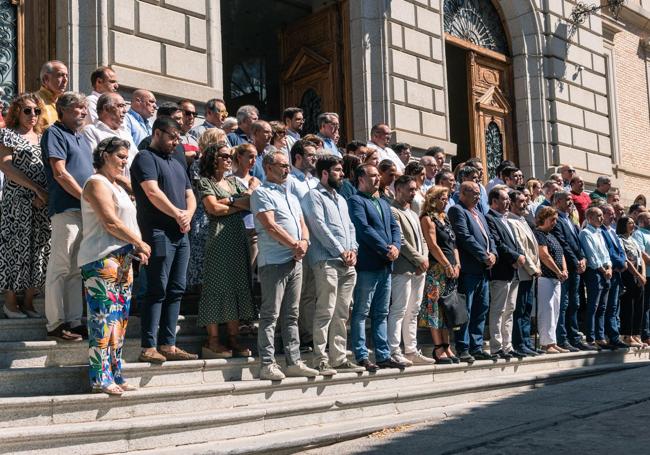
left=444, top=0, right=514, bottom=182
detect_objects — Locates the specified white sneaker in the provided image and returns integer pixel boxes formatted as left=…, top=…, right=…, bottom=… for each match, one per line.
left=259, top=363, right=285, bottom=381
left=405, top=349, right=435, bottom=365
left=392, top=353, right=413, bottom=367
left=2, top=305, right=27, bottom=319
left=285, top=360, right=318, bottom=377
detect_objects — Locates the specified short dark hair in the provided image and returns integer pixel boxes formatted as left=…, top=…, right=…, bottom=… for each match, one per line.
left=152, top=116, right=181, bottom=133
left=156, top=102, right=181, bottom=118
left=459, top=165, right=478, bottom=181
left=93, top=136, right=131, bottom=169
left=392, top=143, right=410, bottom=154
left=378, top=159, right=396, bottom=173
left=501, top=166, right=519, bottom=180
left=488, top=186, right=507, bottom=205
left=617, top=215, right=632, bottom=236
left=315, top=155, right=342, bottom=179
left=282, top=107, right=303, bottom=122
left=425, top=146, right=444, bottom=157
left=354, top=163, right=375, bottom=188
left=435, top=170, right=454, bottom=185
left=465, top=157, right=482, bottom=168
left=205, top=98, right=225, bottom=113
left=404, top=161, right=424, bottom=177
left=509, top=189, right=523, bottom=203
left=90, top=66, right=112, bottom=87
left=394, top=174, right=414, bottom=190
left=495, top=160, right=516, bottom=177
left=346, top=140, right=367, bottom=153
left=342, top=154, right=361, bottom=179
left=290, top=139, right=317, bottom=166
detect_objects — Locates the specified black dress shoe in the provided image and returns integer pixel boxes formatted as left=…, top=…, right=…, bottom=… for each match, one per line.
left=610, top=340, right=630, bottom=350
left=493, top=350, right=512, bottom=360
left=534, top=348, right=545, bottom=355
left=508, top=350, right=527, bottom=359
left=574, top=341, right=598, bottom=351
left=558, top=343, right=579, bottom=352
left=359, top=358, right=378, bottom=372
left=458, top=351, right=475, bottom=363
left=520, top=346, right=538, bottom=357
left=471, top=351, right=497, bottom=361
left=68, top=324, right=88, bottom=340
left=376, top=358, right=408, bottom=369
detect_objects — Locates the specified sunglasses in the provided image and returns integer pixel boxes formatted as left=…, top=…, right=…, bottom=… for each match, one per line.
left=23, top=107, right=42, bottom=116
left=217, top=154, right=232, bottom=160
left=183, top=110, right=197, bottom=117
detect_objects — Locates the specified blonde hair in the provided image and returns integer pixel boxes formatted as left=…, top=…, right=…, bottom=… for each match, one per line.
left=422, top=185, right=450, bottom=216
left=198, top=128, right=226, bottom=153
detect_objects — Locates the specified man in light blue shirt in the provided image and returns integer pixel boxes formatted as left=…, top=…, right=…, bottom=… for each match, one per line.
left=632, top=212, right=650, bottom=343
left=251, top=150, right=318, bottom=381
left=124, top=89, right=156, bottom=147
left=286, top=139, right=319, bottom=199
left=579, top=207, right=612, bottom=348
left=301, top=155, right=363, bottom=375
left=316, top=112, right=342, bottom=158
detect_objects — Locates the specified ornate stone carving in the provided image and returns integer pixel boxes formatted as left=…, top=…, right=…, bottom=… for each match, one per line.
left=0, top=0, right=17, bottom=107
left=485, top=121, right=504, bottom=180
left=443, top=0, right=509, bottom=55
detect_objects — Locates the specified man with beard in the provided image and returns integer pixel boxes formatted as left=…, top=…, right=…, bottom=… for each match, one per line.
left=81, top=92, right=139, bottom=191
left=283, top=107, right=304, bottom=151
left=301, top=155, right=364, bottom=375
left=41, top=92, right=93, bottom=341
left=508, top=190, right=541, bottom=357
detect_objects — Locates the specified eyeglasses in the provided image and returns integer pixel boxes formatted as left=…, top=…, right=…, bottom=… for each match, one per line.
left=162, top=129, right=181, bottom=142
left=218, top=109, right=228, bottom=118
left=183, top=110, right=197, bottom=117
left=22, top=107, right=42, bottom=116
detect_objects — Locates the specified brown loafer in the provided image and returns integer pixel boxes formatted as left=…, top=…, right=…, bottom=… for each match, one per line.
left=138, top=349, right=167, bottom=364
left=159, top=347, right=199, bottom=361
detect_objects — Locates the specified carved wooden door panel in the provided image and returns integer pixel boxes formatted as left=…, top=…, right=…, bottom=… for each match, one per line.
left=279, top=2, right=350, bottom=139
left=467, top=51, right=514, bottom=183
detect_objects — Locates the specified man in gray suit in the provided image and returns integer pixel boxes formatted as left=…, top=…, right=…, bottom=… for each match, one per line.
left=387, top=175, right=434, bottom=365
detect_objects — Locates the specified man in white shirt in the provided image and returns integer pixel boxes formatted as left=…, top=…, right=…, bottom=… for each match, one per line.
left=367, top=123, right=405, bottom=173
left=81, top=92, right=139, bottom=190
left=85, top=66, right=119, bottom=124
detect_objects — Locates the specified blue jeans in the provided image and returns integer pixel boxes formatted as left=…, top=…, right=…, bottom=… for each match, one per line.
left=456, top=272, right=490, bottom=354
left=351, top=269, right=391, bottom=363
left=583, top=268, right=610, bottom=343
left=604, top=272, right=621, bottom=342
left=562, top=271, right=582, bottom=345
left=141, top=231, right=190, bottom=348
left=512, top=279, right=534, bottom=350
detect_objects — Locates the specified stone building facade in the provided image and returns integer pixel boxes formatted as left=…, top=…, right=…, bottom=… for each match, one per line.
left=1, top=0, right=650, bottom=204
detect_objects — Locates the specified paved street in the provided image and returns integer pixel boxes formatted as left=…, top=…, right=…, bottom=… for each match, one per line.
left=300, top=365, right=650, bottom=454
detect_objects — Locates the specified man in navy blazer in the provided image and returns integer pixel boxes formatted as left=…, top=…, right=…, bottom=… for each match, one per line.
left=448, top=182, right=498, bottom=362
left=348, top=164, right=405, bottom=371
left=551, top=191, right=589, bottom=351
left=485, top=186, right=526, bottom=359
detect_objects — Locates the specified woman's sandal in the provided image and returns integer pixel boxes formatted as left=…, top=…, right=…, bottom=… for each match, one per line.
left=118, top=382, right=137, bottom=392
left=442, top=343, right=460, bottom=364
left=228, top=335, right=252, bottom=357
left=100, top=384, right=124, bottom=396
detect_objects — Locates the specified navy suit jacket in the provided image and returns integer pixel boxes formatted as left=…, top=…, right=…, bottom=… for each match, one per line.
left=348, top=192, right=401, bottom=272
left=448, top=201, right=497, bottom=275
left=552, top=214, right=584, bottom=271
left=601, top=225, right=626, bottom=270
left=486, top=209, right=523, bottom=281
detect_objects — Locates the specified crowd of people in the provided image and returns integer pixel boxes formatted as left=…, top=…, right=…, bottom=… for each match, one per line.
left=0, top=60, right=649, bottom=396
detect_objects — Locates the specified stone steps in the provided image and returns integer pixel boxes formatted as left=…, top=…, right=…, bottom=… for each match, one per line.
left=0, top=359, right=646, bottom=455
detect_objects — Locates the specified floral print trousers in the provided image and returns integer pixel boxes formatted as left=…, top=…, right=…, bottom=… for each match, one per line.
left=80, top=245, right=133, bottom=390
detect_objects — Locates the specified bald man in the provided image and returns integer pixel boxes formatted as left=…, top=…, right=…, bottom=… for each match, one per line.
left=124, top=89, right=157, bottom=146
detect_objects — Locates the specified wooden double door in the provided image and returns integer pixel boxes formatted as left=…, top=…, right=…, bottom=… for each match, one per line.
left=278, top=1, right=352, bottom=142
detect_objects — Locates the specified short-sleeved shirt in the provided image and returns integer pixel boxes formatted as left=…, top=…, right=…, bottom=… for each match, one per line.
left=41, top=121, right=94, bottom=217
left=130, top=147, right=191, bottom=241
left=534, top=229, right=564, bottom=279
left=251, top=181, right=303, bottom=267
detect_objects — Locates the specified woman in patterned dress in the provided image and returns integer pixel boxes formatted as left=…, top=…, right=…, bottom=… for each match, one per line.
left=78, top=137, right=151, bottom=395
left=0, top=93, right=51, bottom=319
left=198, top=142, right=255, bottom=358
left=420, top=186, right=460, bottom=364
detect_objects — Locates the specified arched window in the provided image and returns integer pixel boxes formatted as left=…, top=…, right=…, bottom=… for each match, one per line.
left=443, top=0, right=509, bottom=55
left=0, top=0, right=18, bottom=106
left=485, top=121, right=504, bottom=180
left=299, top=88, right=322, bottom=135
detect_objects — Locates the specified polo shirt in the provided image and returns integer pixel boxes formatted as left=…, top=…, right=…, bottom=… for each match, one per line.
left=285, top=167, right=318, bottom=199
left=85, top=90, right=102, bottom=123
left=41, top=121, right=94, bottom=217
left=81, top=120, right=139, bottom=173
left=227, top=128, right=251, bottom=146
left=35, top=86, right=58, bottom=127
left=317, top=133, right=342, bottom=158
left=130, top=147, right=191, bottom=241
left=251, top=181, right=303, bottom=267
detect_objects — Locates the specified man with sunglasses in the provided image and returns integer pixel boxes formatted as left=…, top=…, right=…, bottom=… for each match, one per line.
left=85, top=66, right=119, bottom=124
left=130, top=117, right=198, bottom=364
left=188, top=98, right=229, bottom=144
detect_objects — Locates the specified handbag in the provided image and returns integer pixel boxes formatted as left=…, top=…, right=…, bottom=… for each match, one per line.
left=439, top=279, right=468, bottom=329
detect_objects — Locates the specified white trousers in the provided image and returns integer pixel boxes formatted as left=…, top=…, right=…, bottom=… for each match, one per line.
left=45, top=211, right=84, bottom=332
left=311, top=260, right=357, bottom=365
left=388, top=272, right=426, bottom=355
left=489, top=279, right=519, bottom=352
left=537, top=276, right=561, bottom=346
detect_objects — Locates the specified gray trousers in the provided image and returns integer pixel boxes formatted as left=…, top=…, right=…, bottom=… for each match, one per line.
left=258, top=260, right=303, bottom=366
left=311, top=259, right=357, bottom=366
left=298, top=261, right=316, bottom=343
